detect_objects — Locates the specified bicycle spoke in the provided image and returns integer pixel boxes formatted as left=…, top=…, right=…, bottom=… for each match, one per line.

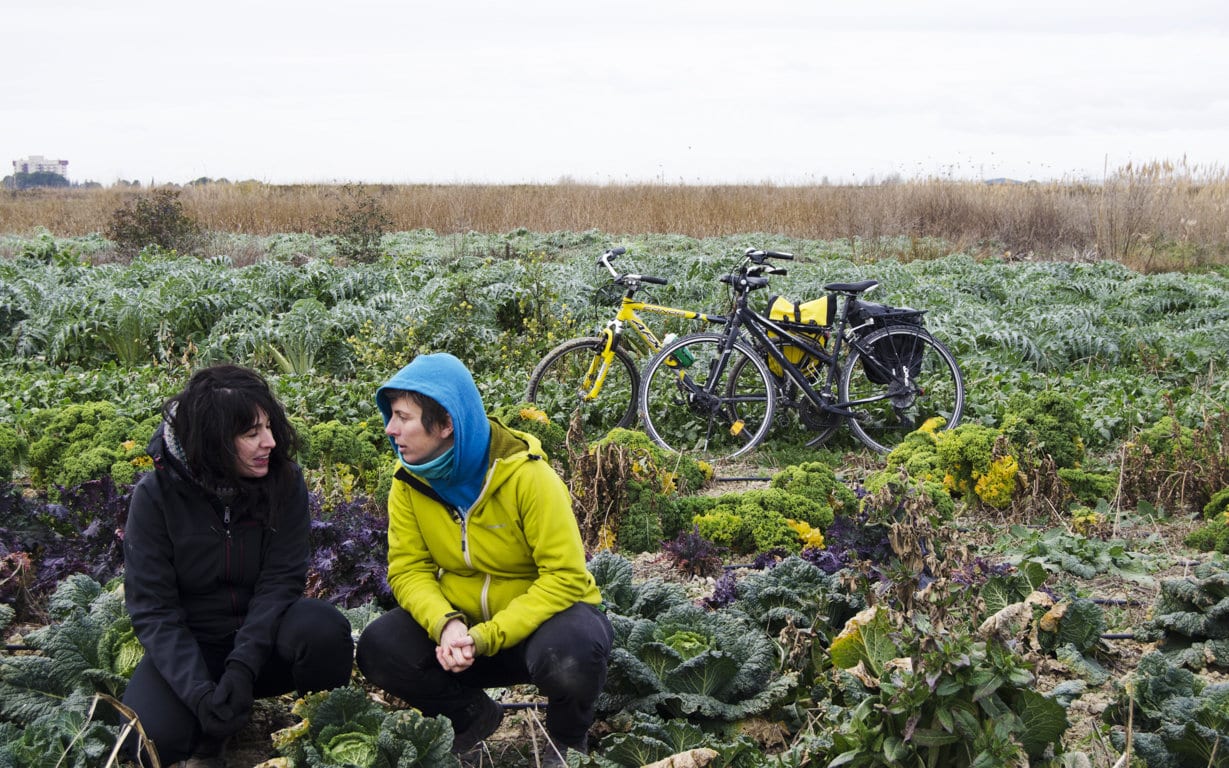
left=841, top=327, right=964, bottom=453
left=639, top=334, right=776, bottom=463
left=525, top=337, right=639, bottom=441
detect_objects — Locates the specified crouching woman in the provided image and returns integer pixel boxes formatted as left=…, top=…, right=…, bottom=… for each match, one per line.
left=356, top=353, right=612, bottom=759
left=121, top=365, right=354, bottom=766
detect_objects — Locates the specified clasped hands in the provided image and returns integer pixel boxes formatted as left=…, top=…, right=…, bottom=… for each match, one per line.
left=436, top=617, right=476, bottom=673
left=195, top=661, right=255, bottom=739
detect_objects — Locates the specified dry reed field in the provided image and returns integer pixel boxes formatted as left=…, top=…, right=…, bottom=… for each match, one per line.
left=3, top=160, right=1227, bottom=271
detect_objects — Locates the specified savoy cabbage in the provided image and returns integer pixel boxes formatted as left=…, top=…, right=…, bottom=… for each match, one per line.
left=599, top=603, right=796, bottom=722
left=271, top=685, right=457, bottom=768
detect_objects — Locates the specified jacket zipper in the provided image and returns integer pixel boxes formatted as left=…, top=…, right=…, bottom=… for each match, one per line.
left=223, top=504, right=240, bottom=626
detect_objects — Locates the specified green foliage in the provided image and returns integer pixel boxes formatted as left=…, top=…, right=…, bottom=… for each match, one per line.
left=820, top=616, right=1069, bottom=767
left=106, top=188, right=202, bottom=257
left=1135, top=560, right=1229, bottom=670
left=271, top=685, right=458, bottom=768
left=0, top=575, right=139, bottom=729
left=1056, top=467, right=1117, bottom=504
left=599, top=603, right=797, bottom=722
left=0, top=423, right=20, bottom=483
left=316, top=185, right=393, bottom=263
left=23, top=401, right=157, bottom=491
left=1104, top=652, right=1229, bottom=767
left=1188, top=490, right=1229, bottom=553
left=729, top=556, right=863, bottom=636
left=577, top=712, right=764, bottom=768
left=0, top=689, right=124, bottom=768
left=492, top=403, right=567, bottom=466
left=768, top=461, right=858, bottom=516
left=572, top=428, right=712, bottom=553
left=999, top=525, right=1159, bottom=584
left=1000, top=389, right=1087, bottom=469
left=588, top=551, right=689, bottom=620
left=692, top=488, right=832, bottom=556
left=1037, top=598, right=1107, bottom=656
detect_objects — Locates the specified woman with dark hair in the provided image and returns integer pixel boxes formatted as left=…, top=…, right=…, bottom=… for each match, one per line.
left=121, top=364, right=353, bottom=767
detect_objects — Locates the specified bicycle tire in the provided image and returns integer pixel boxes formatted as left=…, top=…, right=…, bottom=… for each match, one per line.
left=525, top=336, right=639, bottom=441
left=638, top=333, right=776, bottom=463
left=734, top=340, right=842, bottom=448
left=840, top=326, right=964, bottom=453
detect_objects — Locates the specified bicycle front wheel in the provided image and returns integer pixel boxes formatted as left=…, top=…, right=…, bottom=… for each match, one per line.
left=639, top=333, right=776, bottom=463
left=525, top=336, right=639, bottom=442
left=840, top=326, right=964, bottom=453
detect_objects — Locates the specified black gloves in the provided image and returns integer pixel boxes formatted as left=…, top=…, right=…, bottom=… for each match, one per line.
left=194, top=662, right=256, bottom=739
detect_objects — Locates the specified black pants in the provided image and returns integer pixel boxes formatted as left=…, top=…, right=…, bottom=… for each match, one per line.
left=120, top=597, right=354, bottom=765
left=356, top=602, right=612, bottom=748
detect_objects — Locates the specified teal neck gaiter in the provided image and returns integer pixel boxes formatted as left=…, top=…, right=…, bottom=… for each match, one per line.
left=403, top=445, right=455, bottom=481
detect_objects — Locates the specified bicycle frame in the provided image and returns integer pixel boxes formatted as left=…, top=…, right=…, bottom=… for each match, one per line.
left=574, top=257, right=725, bottom=402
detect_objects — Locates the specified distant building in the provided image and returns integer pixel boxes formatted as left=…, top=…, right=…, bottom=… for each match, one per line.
left=13, top=155, right=69, bottom=177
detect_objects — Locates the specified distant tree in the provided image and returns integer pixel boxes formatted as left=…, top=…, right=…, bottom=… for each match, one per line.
left=5, top=171, right=70, bottom=190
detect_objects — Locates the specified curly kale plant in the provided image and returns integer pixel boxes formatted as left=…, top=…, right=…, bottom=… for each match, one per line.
left=23, top=401, right=158, bottom=492
left=768, top=461, right=857, bottom=517
left=1000, top=389, right=1087, bottom=470
left=693, top=488, right=832, bottom=555
left=1104, top=652, right=1229, bottom=767
left=271, top=685, right=457, bottom=768
left=599, top=603, right=796, bottom=722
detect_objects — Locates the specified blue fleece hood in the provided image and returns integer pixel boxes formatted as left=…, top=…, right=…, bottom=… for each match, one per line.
left=375, top=353, right=492, bottom=512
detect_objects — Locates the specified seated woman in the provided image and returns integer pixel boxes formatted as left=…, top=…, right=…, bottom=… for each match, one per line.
left=121, top=364, right=354, bottom=766
left=356, top=353, right=612, bottom=763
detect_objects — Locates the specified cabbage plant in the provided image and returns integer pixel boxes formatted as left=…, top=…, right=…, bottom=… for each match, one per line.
left=599, top=603, right=796, bottom=722
left=270, top=686, right=457, bottom=768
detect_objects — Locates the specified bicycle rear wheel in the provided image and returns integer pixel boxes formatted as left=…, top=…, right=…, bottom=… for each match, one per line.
left=638, top=333, right=776, bottom=463
left=525, top=336, right=639, bottom=441
left=735, top=340, right=842, bottom=448
left=840, top=326, right=964, bottom=453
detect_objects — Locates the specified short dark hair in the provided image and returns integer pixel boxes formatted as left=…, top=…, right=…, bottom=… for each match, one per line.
left=164, top=365, right=300, bottom=517
left=385, top=389, right=451, bottom=434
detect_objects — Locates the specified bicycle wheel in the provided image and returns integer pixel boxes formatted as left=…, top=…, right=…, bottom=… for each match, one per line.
left=735, top=340, right=842, bottom=448
left=840, top=326, right=964, bottom=453
left=638, top=332, right=776, bottom=463
left=525, top=336, right=639, bottom=441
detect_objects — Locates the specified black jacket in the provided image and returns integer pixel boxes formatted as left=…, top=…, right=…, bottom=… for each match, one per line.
left=123, top=424, right=310, bottom=709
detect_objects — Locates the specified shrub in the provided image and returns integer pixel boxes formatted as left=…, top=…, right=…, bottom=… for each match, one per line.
left=106, top=189, right=202, bottom=257
left=316, top=184, right=392, bottom=263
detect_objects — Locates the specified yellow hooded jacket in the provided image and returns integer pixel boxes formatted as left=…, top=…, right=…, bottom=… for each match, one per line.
left=386, top=417, right=601, bottom=656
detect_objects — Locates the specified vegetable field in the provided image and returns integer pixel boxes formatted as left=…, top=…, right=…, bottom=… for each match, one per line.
left=2, top=226, right=1229, bottom=767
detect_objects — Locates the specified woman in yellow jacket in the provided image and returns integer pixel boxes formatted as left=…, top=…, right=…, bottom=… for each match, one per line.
left=356, top=353, right=611, bottom=761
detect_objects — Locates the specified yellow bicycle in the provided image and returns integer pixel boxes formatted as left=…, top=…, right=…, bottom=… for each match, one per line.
left=524, top=247, right=724, bottom=441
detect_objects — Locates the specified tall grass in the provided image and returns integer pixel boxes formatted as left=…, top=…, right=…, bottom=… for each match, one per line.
left=3, top=160, right=1226, bottom=270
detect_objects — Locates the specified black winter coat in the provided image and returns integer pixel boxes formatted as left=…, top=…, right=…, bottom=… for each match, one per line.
left=123, top=424, right=310, bottom=709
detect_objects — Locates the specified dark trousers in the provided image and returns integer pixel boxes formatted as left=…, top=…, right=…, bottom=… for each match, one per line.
left=120, top=597, right=354, bottom=765
left=356, top=602, right=612, bottom=748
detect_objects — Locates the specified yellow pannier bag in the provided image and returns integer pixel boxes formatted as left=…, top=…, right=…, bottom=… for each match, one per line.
left=766, top=295, right=832, bottom=376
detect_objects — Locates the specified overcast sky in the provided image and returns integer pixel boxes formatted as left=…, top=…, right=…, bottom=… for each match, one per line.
left=6, top=0, right=1227, bottom=186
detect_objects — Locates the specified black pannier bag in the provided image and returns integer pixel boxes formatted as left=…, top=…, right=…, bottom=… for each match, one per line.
left=847, top=300, right=927, bottom=384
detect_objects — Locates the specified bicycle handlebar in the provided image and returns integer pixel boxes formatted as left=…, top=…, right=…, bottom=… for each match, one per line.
left=600, top=247, right=668, bottom=287
left=744, top=247, right=794, bottom=264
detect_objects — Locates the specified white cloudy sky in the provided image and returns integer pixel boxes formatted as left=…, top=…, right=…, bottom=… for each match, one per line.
left=6, top=0, right=1227, bottom=185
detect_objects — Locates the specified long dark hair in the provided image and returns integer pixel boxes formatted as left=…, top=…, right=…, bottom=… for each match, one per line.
left=163, top=364, right=301, bottom=524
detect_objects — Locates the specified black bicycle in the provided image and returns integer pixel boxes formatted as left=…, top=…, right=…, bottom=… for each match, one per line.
left=637, top=248, right=965, bottom=462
